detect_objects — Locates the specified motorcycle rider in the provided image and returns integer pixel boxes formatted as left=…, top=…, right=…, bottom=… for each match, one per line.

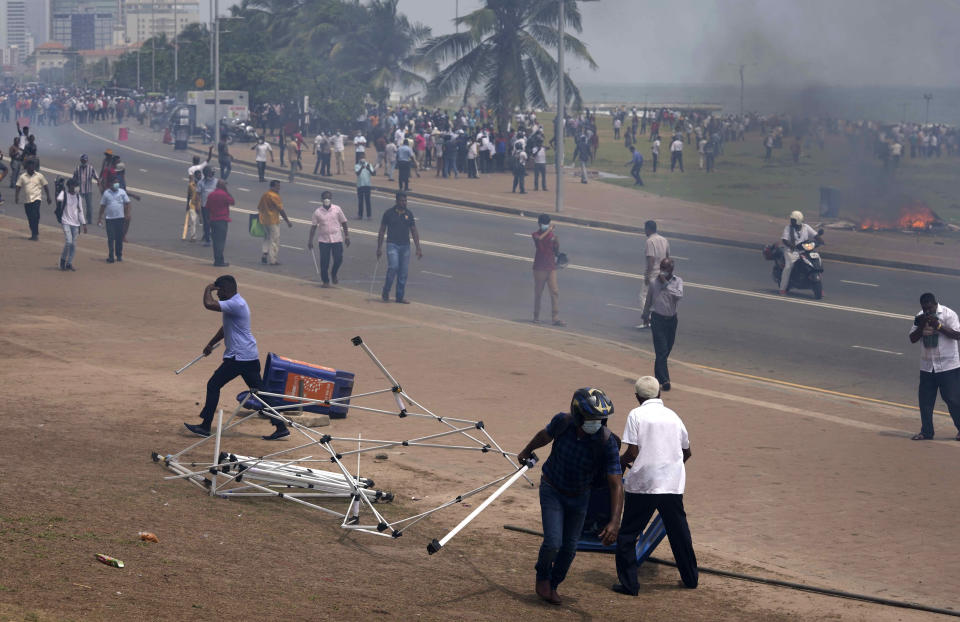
left=779, top=210, right=819, bottom=295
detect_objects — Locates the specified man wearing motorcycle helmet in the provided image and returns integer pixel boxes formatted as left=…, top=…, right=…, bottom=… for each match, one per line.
left=779, top=210, right=819, bottom=295
left=518, top=388, right=623, bottom=605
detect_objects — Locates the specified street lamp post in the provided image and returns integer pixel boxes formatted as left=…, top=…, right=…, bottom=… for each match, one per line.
left=151, top=1, right=157, bottom=91
left=923, top=92, right=933, bottom=124
left=554, top=0, right=564, bottom=213
left=214, top=0, right=220, bottom=147
left=174, top=0, right=179, bottom=87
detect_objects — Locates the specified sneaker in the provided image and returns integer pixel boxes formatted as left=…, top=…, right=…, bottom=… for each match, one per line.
left=634, top=323, right=650, bottom=329
left=184, top=423, right=211, bottom=437
left=66, top=264, right=75, bottom=271
left=117, top=257, right=122, bottom=262
left=332, top=276, right=338, bottom=285
left=106, top=257, right=115, bottom=263
left=320, top=282, right=330, bottom=288
left=380, top=295, right=390, bottom=303
left=778, top=289, right=787, bottom=295
left=262, top=427, right=290, bottom=441
left=661, top=382, right=671, bottom=391
left=396, top=299, right=410, bottom=304
left=345, top=516, right=360, bottom=525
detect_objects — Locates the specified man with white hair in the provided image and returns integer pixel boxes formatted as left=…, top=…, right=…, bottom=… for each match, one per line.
left=612, top=376, right=698, bottom=596
left=779, top=210, right=819, bottom=295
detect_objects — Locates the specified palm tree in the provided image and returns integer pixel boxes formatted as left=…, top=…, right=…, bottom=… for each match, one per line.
left=417, top=0, right=596, bottom=129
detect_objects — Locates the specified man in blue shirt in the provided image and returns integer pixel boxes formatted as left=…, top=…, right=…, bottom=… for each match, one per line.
left=626, top=145, right=644, bottom=186
left=396, top=140, right=416, bottom=192
left=184, top=275, right=290, bottom=440
left=517, top=388, right=623, bottom=605
left=96, top=181, right=130, bottom=262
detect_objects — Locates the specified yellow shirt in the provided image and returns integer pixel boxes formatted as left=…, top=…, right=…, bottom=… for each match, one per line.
left=257, top=190, right=283, bottom=225
left=16, top=171, right=48, bottom=203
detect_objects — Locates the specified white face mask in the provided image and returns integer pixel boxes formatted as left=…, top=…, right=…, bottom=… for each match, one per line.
left=660, top=271, right=672, bottom=280
left=322, top=198, right=331, bottom=207
left=581, top=419, right=602, bottom=434
left=539, top=223, right=549, bottom=232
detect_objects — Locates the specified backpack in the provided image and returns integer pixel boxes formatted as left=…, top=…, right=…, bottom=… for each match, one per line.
left=53, top=176, right=65, bottom=223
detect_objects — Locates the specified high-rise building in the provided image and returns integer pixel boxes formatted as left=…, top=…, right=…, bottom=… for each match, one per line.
left=50, top=0, right=116, bottom=50
left=0, top=0, right=29, bottom=52
left=121, top=1, right=201, bottom=44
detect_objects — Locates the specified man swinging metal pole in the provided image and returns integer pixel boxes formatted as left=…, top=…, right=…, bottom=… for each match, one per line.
left=175, top=342, right=221, bottom=374
left=428, top=455, right=538, bottom=555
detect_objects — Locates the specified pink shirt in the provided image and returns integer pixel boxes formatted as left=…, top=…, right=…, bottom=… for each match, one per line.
left=311, top=204, right=347, bottom=243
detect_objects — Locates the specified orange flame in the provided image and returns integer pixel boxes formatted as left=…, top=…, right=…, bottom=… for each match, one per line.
left=859, top=203, right=940, bottom=231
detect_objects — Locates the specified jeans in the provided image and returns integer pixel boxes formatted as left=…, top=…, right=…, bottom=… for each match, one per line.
left=198, top=357, right=285, bottom=432
left=321, top=153, right=331, bottom=176
left=105, top=217, right=124, bottom=259
left=650, top=312, right=678, bottom=384
left=313, top=155, right=322, bottom=175
left=219, top=158, right=231, bottom=180
left=534, top=163, right=547, bottom=189
left=670, top=151, right=683, bottom=172
left=616, top=492, right=698, bottom=594
left=357, top=187, right=372, bottom=219
left=535, top=481, right=589, bottom=589
left=631, top=164, right=643, bottom=185
left=918, top=368, right=960, bottom=437
left=24, top=200, right=40, bottom=237
left=256, top=161, right=266, bottom=182
left=512, top=170, right=526, bottom=193
left=61, top=223, right=79, bottom=265
left=210, top=220, right=228, bottom=265
left=382, top=242, right=411, bottom=301
left=317, top=241, right=344, bottom=284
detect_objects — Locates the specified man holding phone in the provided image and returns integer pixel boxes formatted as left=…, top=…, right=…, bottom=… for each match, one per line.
left=909, top=292, right=960, bottom=440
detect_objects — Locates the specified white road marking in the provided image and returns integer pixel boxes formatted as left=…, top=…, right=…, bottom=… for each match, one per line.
left=850, top=345, right=902, bottom=356
left=671, top=255, right=689, bottom=260
left=237, top=187, right=250, bottom=192
left=514, top=232, right=530, bottom=237
left=841, top=280, right=879, bottom=287
left=139, top=168, right=149, bottom=173
left=280, top=244, right=303, bottom=251
left=607, top=303, right=642, bottom=312
left=422, top=271, right=452, bottom=279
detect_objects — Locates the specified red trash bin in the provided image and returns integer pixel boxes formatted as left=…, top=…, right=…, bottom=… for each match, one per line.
left=118, top=127, right=129, bottom=141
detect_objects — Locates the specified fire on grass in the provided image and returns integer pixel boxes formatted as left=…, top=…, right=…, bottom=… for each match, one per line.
left=858, top=202, right=944, bottom=231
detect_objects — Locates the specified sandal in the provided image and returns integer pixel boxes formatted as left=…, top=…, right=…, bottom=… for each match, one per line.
left=911, top=432, right=933, bottom=441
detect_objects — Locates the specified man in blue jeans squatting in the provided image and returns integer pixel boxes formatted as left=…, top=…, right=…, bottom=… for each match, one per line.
left=184, top=275, right=289, bottom=441
left=518, top=388, right=623, bottom=606
left=376, top=192, right=423, bottom=304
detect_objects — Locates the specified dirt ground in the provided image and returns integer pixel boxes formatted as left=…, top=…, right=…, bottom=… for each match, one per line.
left=1, top=214, right=957, bottom=621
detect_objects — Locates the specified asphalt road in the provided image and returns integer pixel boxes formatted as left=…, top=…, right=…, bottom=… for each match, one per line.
left=7, top=119, right=958, bottom=412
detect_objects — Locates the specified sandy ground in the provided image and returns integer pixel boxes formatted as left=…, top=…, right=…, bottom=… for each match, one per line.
left=1, top=214, right=957, bottom=621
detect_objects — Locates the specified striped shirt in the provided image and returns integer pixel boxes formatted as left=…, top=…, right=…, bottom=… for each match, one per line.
left=74, top=164, right=99, bottom=193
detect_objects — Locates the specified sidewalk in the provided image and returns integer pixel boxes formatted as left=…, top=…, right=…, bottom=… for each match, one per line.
left=208, top=134, right=960, bottom=276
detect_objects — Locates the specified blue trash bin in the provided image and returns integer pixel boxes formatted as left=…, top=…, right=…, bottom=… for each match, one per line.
left=237, top=353, right=354, bottom=418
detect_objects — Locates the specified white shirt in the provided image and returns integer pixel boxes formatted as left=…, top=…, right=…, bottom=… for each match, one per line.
left=670, top=139, right=683, bottom=152
left=188, top=157, right=210, bottom=177
left=532, top=145, right=547, bottom=164
left=332, top=134, right=345, bottom=152
left=652, top=139, right=661, bottom=155
left=781, top=223, right=817, bottom=248
left=913, top=304, right=960, bottom=373
left=253, top=142, right=273, bottom=163
left=311, top=204, right=347, bottom=244
left=57, top=190, right=86, bottom=227
left=354, top=135, right=367, bottom=153
left=622, top=399, right=690, bottom=494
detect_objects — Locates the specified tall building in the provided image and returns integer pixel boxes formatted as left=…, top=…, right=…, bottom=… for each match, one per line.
left=50, top=0, right=116, bottom=50
left=121, top=1, right=201, bottom=44
left=0, top=0, right=29, bottom=52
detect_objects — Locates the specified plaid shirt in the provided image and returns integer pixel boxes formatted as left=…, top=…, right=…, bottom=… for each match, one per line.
left=541, top=412, right=621, bottom=495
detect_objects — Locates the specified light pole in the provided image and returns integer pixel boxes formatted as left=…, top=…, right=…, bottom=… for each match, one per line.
left=173, top=0, right=178, bottom=87
left=922, top=92, right=933, bottom=124
left=214, top=0, right=220, bottom=147
left=151, top=1, right=157, bottom=91
left=729, top=62, right=754, bottom=118
left=554, top=0, right=564, bottom=213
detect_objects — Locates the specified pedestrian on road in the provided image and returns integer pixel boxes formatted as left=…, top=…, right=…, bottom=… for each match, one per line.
left=511, top=143, right=527, bottom=193
left=188, top=145, right=214, bottom=179
left=307, top=190, right=350, bottom=288
left=256, top=180, right=292, bottom=265
left=251, top=137, right=274, bottom=183
left=613, top=376, right=698, bottom=596
left=185, top=170, right=201, bottom=242
left=14, top=158, right=50, bottom=240
left=96, top=180, right=130, bottom=262
left=354, top=130, right=367, bottom=164
left=651, top=135, right=660, bottom=173
left=516, top=387, right=622, bottom=606
left=313, top=132, right=326, bottom=175
left=909, top=292, right=960, bottom=441
left=57, top=178, right=86, bottom=271
left=670, top=136, right=684, bottom=172
left=641, top=258, right=682, bottom=390
left=184, top=275, right=290, bottom=441
left=626, top=145, right=644, bottom=186
left=376, top=192, right=422, bottom=304
left=332, top=130, right=346, bottom=175
left=575, top=133, right=590, bottom=183
left=396, top=140, right=416, bottom=191
left=218, top=134, right=232, bottom=180
left=355, top=157, right=374, bottom=219
left=531, top=140, right=548, bottom=191
left=287, top=134, right=300, bottom=183
left=8, top=136, right=22, bottom=189
left=207, top=180, right=234, bottom=267
left=73, top=154, right=99, bottom=225
left=532, top=214, right=565, bottom=326
left=198, top=166, right=218, bottom=246
left=638, top=220, right=670, bottom=328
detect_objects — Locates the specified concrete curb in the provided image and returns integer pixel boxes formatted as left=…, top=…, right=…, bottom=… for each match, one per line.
left=192, top=145, right=960, bottom=277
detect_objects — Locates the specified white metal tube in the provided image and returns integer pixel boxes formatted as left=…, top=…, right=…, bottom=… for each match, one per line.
left=210, top=408, right=223, bottom=496
left=175, top=342, right=220, bottom=374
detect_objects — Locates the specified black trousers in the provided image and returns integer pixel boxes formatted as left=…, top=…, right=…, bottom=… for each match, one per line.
left=652, top=153, right=658, bottom=172
left=199, top=358, right=285, bottom=431
left=512, top=171, right=526, bottom=193
left=317, top=241, right=344, bottom=284
left=651, top=312, right=678, bottom=384
left=357, top=186, right=372, bottom=218
left=670, top=151, right=684, bottom=172
left=24, top=200, right=40, bottom=237
left=320, top=153, right=331, bottom=176
left=201, top=207, right=211, bottom=242
left=257, top=161, right=266, bottom=181
left=105, top=217, right=124, bottom=259
left=397, top=160, right=411, bottom=190
left=210, top=220, right=228, bottom=265
left=918, top=368, right=960, bottom=438
left=616, top=492, right=698, bottom=594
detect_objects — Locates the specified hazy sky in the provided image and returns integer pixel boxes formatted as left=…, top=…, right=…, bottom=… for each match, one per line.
left=29, top=0, right=959, bottom=87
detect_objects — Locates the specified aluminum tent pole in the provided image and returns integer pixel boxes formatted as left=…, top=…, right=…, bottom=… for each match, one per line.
left=427, top=456, right=537, bottom=554
left=175, top=342, right=220, bottom=374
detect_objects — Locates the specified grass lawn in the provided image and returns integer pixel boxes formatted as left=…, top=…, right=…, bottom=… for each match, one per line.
left=557, top=125, right=960, bottom=225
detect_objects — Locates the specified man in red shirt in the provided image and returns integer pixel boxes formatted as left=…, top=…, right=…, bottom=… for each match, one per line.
left=206, top=180, right=235, bottom=267
left=532, top=213, right=565, bottom=326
